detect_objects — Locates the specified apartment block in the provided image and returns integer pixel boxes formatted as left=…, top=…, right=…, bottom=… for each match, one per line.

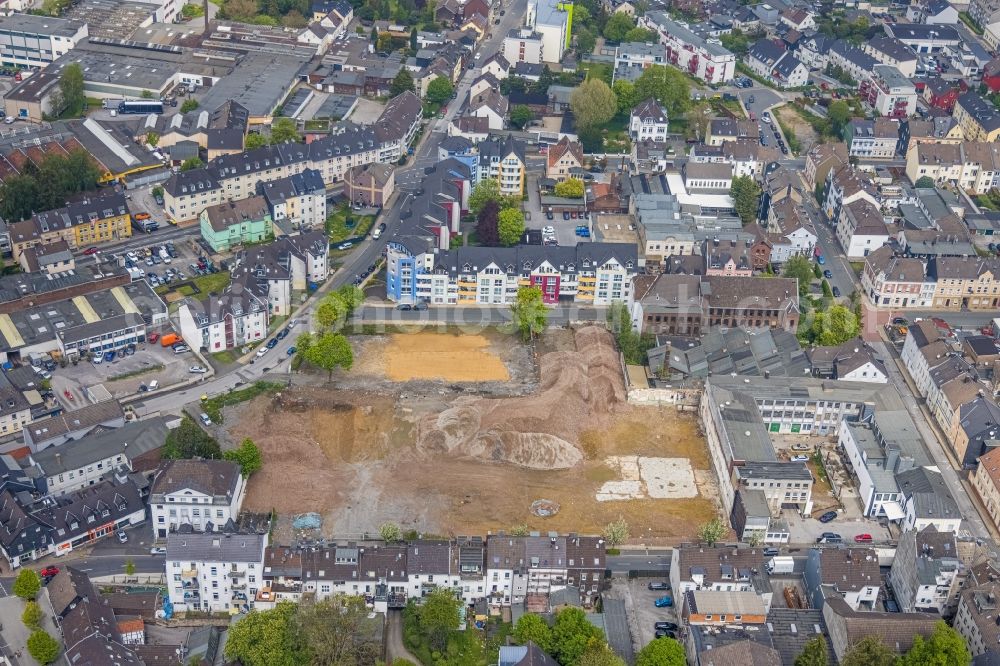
left=7, top=191, right=131, bottom=262
left=149, top=459, right=246, bottom=539
left=640, top=11, right=736, bottom=84
left=0, top=14, right=87, bottom=69
left=166, top=532, right=267, bottom=613
left=859, top=65, right=916, bottom=118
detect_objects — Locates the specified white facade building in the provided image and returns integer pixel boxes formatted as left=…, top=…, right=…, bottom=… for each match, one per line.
left=150, top=460, right=247, bottom=540
left=166, top=532, right=267, bottom=613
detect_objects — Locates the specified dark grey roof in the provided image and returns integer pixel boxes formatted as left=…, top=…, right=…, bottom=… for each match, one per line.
left=150, top=459, right=242, bottom=499
left=749, top=38, right=786, bottom=66
left=166, top=531, right=266, bottom=563
left=736, top=461, right=812, bottom=481
left=958, top=91, right=1000, bottom=133
left=886, top=22, right=960, bottom=42
left=31, top=416, right=171, bottom=478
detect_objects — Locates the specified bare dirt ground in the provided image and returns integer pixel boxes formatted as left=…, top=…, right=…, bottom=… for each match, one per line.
left=353, top=332, right=510, bottom=382
left=775, top=105, right=819, bottom=153
left=228, top=327, right=719, bottom=545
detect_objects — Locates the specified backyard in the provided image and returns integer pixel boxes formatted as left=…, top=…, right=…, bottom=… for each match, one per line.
left=155, top=271, right=232, bottom=301
left=327, top=205, right=376, bottom=243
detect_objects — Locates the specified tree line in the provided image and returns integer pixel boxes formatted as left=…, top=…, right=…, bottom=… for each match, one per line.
left=0, top=148, right=102, bottom=223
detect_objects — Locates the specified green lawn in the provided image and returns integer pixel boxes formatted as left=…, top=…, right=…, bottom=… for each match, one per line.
left=155, top=271, right=231, bottom=298
left=579, top=61, right=612, bottom=84
left=326, top=206, right=375, bottom=243
left=211, top=349, right=238, bottom=365
left=201, top=381, right=284, bottom=424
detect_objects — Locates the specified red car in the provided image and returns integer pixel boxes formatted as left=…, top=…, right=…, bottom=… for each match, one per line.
left=82, top=247, right=99, bottom=255
left=40, top=566, right=59, bottom=577
left=148, top=332, right=159, bottom=344
left=854, top=534, right=873, bottom=543
left=63, top=390, right=74, bottom=401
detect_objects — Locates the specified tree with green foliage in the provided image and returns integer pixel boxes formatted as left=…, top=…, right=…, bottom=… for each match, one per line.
left=795, top=635, right=829, bottom=666
left=21, top=600, right=43, bottom=628
left=698, top=517, right=727, bottom=546
left=510, top=104, right=533, bottom=129
left=827, top=100, right=850, bottom=136
left=315, top=293, right=348, bottom=331
left=13, top=569, right=40, bottom=601
left=635, top=638, right=685, bottom=666
left=300, top=331, right=353, bottom=380
left=514, top=614, right=553, bottom=653
left=180, top=98, right=200, bottom=113
left=810, top=305, right=859, bottom=346
left=606, top=300, right=653, bottom=364
left=730, top=175, right=762, bottom=226
left=390, top=69, right=415, bottom=96
left=898, top=620, right=970, bottom=666
left=840, top=636, right=896, bottom=666
left=813, top=262, right=822, bottom=280
left=915, top=176, right=935, bottom=188
left=579, top=645, right=626, bottom=666
left=180, top=157, right=204, bottom=172
left=477, top=200, right=501, bottom=246
left=269, top=117, right=300, bottom=144
left=0, top=149, right=101, bottom=222
left=612, top=79, right=638, bottom=115
left=336, top=284, right=364, bottom=315
left=498, top=207, right=526, bottom=246
left=719, top=29, right=751, bottom=56
left=419, top=588, right=461, bottom=651
left=603, top=12, right=636, bottom=41
left=624, top=27, right=656, bottom=42
left=223, top=438, right=263, bottom=477
left=295, top=596, right=382, bottom=665
left=603, top=518, right=629, bottom=547
left=552, top=607, right=604, bottom=666
left=146, top=132, right=160, bottom=147
left=379, top=521, right=402, bottom=542
left=225, top=602, right=305, bottom=666
left=783, top=255, right=815, bottom=297
left=576, top=26, right=596, bottom=55
left=162, top=416, right=222, bottom=459
left=27, top=629, right=60, bottom=665
left=469, top=178, right=511, bottom=216
left=578, top=126, right=603, bottom=153
left=554, top=178, right=585, bottom=199
left=244, top=133, right=267, bottom=150
left=571, top=78, right=617, bottom=130
left=426, top=76, right=454, bottom=105
left=410, top=27, right=418, bottom=51
left=124, top=558, right=136, bottom=576
left=59, top=63, right=85, bottom=117
left=634, top=65, right=690, bottom=119
left=821, top=279, right=832, bottom=298
left=511, top=286, right=548, bottom=342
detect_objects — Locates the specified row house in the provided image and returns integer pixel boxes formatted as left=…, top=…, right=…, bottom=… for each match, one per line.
left=835, top=198, right=891, bottom=259
left=954, top=91, right=1000, bottom=143
left=859, top=65, right=916, bottom=118
left=861, top=246, right=935, bottom=308
left=899, top=117, right=964, bottom=155
left=803, top=142, right=848, bottom=194
left=706, top=117, right=758, bottom=147
left=175, top=281, right=269, bottom=352
left=766, top=198, right=817, bottom=263
left=904, top=141, right=1000, bottom=194
left=928, top=255, right=1000, bottom=310
left=888, top=526, right=964, bottom=616
left=746, top=38, right=808, bottom=89
left=947, top=395, right=1000, bottom=469
left=838, top=417, right=915, bottom=521
left=7, top=191, right=131, bottom=263
left=901, top=319, right=952, bottom=397
left=953, top=578, right=1000, bottom=659
left=228, top=232, right=330, bottom=316
left=669, top=545, right=769, bottom=615
left=149, top=460, right=246, bottom=540
left=640, top=11, right=737, bottom=84
left=166, top=532, right=268, bottom=614
left=823, top=165, right=879, bottom=225
left=163, top=93, right=421, bottom=223
left=805, top=547, right=880, bottom=611
left=199, top=196, right=273, bottom=253
left=844, top=118, right=900, bottom=160
left=486, top=533, right=605, bottom=608
left=972, top=447, right=1000, bottom=540
left=862, top=35, right=918, bottom=78
left=259, top=168, right=327, bottom=231
left=827, top=40, right=879, bottom=85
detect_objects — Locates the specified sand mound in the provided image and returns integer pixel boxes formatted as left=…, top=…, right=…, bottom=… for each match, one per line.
left=415, top=326, right=625, bottom=469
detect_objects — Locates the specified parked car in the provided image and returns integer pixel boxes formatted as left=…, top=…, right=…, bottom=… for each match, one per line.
left=172, top=344, right=190, bottom=354
left=562, top=211, right=570, bottom=220
left=200, top=412, right=213, bottom=426
left=414, top=301, right=428, bottom=310
left=266, top=338, right=279, bottom=349
left=63, top=390, right=74, bottom=401
left=189, top=365, right=207, bottom=374
left=397, top=303, right=412, bottom=311
left=104, top=351, right=116, bottom=362
left=818, top=532, right=843, bottom=543
left=647, top=582, right=669, bottom=591
left=40, top=566, right=59, bottom=577
left=791, top=454, right=809, bottom=462
left=256, top=346, right=269, bottom=357
left=117, top=530, right=129, bottom=543
left=337, top=242, right=353, bottom=251
left=655, top=629, right=677, bottom=639
left=832, top=286, right=841, bottom=297
left=277, top=327, right=291, bottom=340
left=654, top=596, right=673, bottom=608
left=817, top=255, right=825, bottom=265
left=823, top=270, right=833, bottom=279
left=149, top=547, right=166, bottom=555
left=854, top=533, right=874, bottom=543
left=654, top=622, right=678, bottom=631
left=763, top=547, right=779, bottom=556
left=148, top=332, right=159, bottom=344
left=287, top=346, right=297, bottom=356
left=542, top=226, right=555, bottom=234
left=818, top=511, right=838, bottom=523
left=791, top=444, right=811, bottom=452
left=83, top=246, right=100, bottom=255
left=546, top=210, right=554, bottom=220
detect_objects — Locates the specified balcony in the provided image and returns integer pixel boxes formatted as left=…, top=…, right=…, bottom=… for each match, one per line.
left=228, top=570, right=246, bottom=579
left=181, top=567, right=198, bottom=579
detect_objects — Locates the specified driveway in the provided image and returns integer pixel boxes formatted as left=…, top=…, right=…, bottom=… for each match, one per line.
left=385, top=610, right=420, bottom=664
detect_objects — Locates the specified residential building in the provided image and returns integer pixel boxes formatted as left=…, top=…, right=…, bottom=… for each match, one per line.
left=905, top=140, right=1000, bottom=194
left=805, top=547, right=880, bottom=611
left=838, top=417, right=914, bottom=520
left=545, top=136, right=584, bottom=182
left=374, top=91, right=422, bottom=162
left=954, top=580, right=1000, bottom=658
left=845, top=118, right=901, bottom=160
left=526, top=0, right=571, bottom=63
left=954, top=91, right=1000, bottom=142
left=808, top=338, right=888, bottom=383
left=922, top=77, right=960, bottom=112
left=889, top=526, right=963, bottom=615
left=258, top=168, right=326, bottom=231
left=612, top=41, right=666, bottom=82
left=479, top=135, right=525, bottom=195
left=166, top=532, right=267, bottom=613
left=746, top=38, right=807, bottom=89
left=344, top=163, right=396, bottom=208
left=836, top=198, right=890, bottom=259
left=0, top=372, right=31, bottom=438
left=199, top=196, right=273, bottom=253
left=7, top=191, right=131, bottom=263
left=828, top=39, right=879, bottom=84
left=26, top=416, right=171, bottom=497
left=973, top=446, right=1000, bottom=535
left=17, top=240, right=74, bottom=275
left=629, top=274, right=800, bottom=336
left=824, top=165, right=879, bottom=225
left=803, top=142, right=848, bottom=194
left=0, top=477, right=144, bottom=568
left=897, top=465, right=963, bottom=533
left=731, top=462, right=813, bottom=516
left=766, top=198, right=817, bottom=262
left=949, top=396, right=1000, bottom=469
left=706, top=118, right=758, bottom=147
left=885, top=22, right=961, bottom=53
left=863, top=35, right=918, bottom=77
left=822, top=595, right=939, bottom=662
left=862, top=246, right=935, bottom=308
left=21, top=400, right=125, bottom=451
left=176, top=282, right=269, bottom=352
left=669, top=545, right=767, bottom=614
left=0, top=14, right=87, bottom=69
left=629, top=98, right=669, bottom=143
left=149, top=459, right=247, bottom=539
left=703, top=238, right=751, bottom=276
left=228, top=231, right=330, bottom=315
left=502, top=28, right=544, bottom=65
left=929, top=255, right=1000, bottom=310
left=971, top=0, right=1000, bottom=25
left=485, top=533, right=606, bottom=607
left=908, top=0, right=959, bottom=23
left=640, top=11, right=737, bottom=84
left=684, top=589, right=768, bottom=626
left=859, top=65, right=916, bottom=118
left=469, top=89, right=508, bottom=130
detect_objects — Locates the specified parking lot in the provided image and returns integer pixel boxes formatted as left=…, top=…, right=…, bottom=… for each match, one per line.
left=48, top=340, right=200, bottom=406
left=525, top=179, right=591, bottom=247
left=608, top=577, right=680, bottom=656
left=782, top=508, right=892, bottom=545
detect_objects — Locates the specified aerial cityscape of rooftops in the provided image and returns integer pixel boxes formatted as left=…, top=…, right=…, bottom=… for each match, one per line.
left=5, top=0, right=1000, bottom=663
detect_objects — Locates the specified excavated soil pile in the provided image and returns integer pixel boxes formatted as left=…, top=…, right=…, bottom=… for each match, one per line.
left=415, top=326, right=625, bottom=469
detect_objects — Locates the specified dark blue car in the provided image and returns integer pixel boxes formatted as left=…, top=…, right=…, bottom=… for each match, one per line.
left=818, top=511, right=838, bottom=523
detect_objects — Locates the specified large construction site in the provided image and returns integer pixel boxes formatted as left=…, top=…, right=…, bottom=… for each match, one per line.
left=224, top=326, right=720, bottom=544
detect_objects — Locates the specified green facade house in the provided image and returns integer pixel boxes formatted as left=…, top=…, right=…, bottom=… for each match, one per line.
left=200, top=196, right=273, bottom=252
